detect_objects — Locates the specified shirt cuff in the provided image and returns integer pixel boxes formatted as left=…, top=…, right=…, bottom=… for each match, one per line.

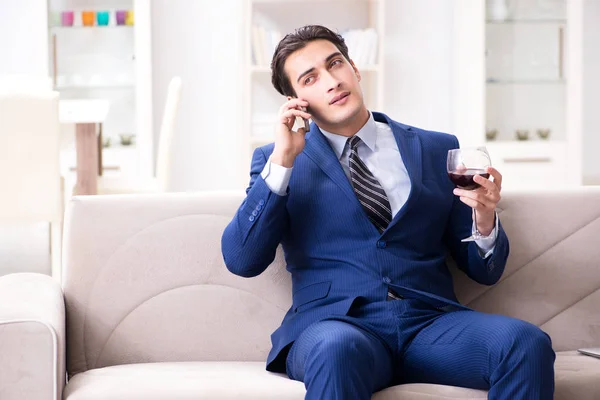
left=474, top=212, right=499, bottom=259
left=260, top=157, right=293, bottom=196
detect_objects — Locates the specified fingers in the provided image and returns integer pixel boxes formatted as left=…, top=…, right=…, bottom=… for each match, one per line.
left=280, top=98, right=310, bottom=114
left=457, top=195, right=484, bottom=210
left=453, top=188, right=497, bottom=211
left=457, top=195, right=496, bottom=212
left=486, top=166, right=503, bottom=190
left=280, top=108, right=311, bottom=123
left=472, top=174, right=501, bottom=203
left=473, top=174, right=495, bottom=191
left=279, top=98, right=312, bottom=128
left=452, top=167, right=503, bottom=211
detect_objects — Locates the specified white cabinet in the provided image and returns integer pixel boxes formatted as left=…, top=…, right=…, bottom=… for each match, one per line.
left=452, top=0, right=582, bottom=190
left=48, top=0, right=154, bottom=179
left=487, top=141, right=568, bottom=189
left=240, top=0, right=386, bottom=182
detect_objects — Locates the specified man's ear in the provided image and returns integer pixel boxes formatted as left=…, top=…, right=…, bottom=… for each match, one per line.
left=349, top=59, right=361, bottom=82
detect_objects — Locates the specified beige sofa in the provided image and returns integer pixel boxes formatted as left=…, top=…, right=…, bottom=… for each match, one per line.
left=1, top=188, right=600, bottom=400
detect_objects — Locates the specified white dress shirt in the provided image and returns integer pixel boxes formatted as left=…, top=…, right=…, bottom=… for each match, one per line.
left=260, top=112, right=497, bottom=257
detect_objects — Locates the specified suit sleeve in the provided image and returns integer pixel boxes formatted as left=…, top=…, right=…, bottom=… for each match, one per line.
left=443, top=135, right=510, bottom=285
left=221, top=147, right=290, bottom=278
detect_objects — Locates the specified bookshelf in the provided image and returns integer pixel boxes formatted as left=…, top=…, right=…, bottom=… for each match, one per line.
left=452, top=0, right=583, bottom=189
left=47, top=0, right=154, bottom=180
left=240, top=0, right=386, bottom=185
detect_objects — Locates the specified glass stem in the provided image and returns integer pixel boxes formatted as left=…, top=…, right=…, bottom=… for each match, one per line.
left=473, top=209, right=479, bottom=235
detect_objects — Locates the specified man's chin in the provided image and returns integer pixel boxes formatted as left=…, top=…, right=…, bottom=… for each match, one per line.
left=328, top=105, right=361, bottom=124
left=313, top=103, right=364, bottom=130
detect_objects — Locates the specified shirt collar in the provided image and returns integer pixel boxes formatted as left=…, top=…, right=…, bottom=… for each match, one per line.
left=319, top=111, right=377, bottom=160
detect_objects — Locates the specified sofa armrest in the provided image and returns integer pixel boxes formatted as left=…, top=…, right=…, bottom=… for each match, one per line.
left=0, top=273, right=65, bottom=400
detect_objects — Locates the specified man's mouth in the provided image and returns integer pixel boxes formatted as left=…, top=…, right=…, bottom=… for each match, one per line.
left=330, top=92, right=350, bottom=105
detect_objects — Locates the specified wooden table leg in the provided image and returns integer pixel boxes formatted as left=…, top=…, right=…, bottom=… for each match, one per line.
left=74, top=122, right=98, bottom=195
left=98, top=123, right=103, bottom=176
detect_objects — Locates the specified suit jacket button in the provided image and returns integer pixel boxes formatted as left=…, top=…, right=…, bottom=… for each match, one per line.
left=377, top=240, right=387, bottom=249
left=259, top=199, right=265, bottom=205
left=249, top=216, right=255, bottom=222
left=383, top=277, right=391, bottom=284
left=252, top=210, right=259, bottom=216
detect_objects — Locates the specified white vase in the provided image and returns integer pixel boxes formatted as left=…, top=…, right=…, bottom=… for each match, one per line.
left=488, top=0, right=510, bottom=21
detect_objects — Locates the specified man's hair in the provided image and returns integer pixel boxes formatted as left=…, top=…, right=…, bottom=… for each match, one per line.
left=271, top=25, right=350, bottom=97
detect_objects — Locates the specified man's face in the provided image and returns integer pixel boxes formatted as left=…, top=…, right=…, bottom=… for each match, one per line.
left=283, top=39, right=365, bottom=130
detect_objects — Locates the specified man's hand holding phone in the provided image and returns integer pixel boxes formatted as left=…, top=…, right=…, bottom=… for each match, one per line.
left=271, top=97, right=312, bottom=168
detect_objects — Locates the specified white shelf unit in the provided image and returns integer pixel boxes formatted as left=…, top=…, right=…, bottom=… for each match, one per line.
left=452, top=0, right=582, bottom=190
left=48, top=0, right=154, bottom=179
left=240, top=0, right=386, bottom=184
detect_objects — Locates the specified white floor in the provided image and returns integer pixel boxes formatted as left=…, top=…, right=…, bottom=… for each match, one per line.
left=0, top=222, right=51, bottom=277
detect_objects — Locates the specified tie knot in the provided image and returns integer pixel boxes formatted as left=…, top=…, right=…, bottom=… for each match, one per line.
left=348, top=135, right=362, bottom=150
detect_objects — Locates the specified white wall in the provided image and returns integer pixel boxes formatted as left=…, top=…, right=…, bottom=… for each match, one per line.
left=0, top=0, right=49, bottom=76
left=383, top=0, right=454, bottom=134
left=0, top=0, right=51, bottom=276
left=582, top=0, right=600, bottom=184
left=151, top=0, right=245, bottom=191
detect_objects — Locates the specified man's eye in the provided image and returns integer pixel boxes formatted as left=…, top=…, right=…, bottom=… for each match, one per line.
left=304, top=76, right=314, bottom=85
left=331, top=59, right=342, bottom=67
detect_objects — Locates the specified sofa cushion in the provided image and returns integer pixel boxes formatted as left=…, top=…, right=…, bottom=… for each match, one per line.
left=552, top=351, right=600, bottom=399
left=374, top=351, right=600, bottom=400
left=373, top=384, right=486, bottom=399
left=62, top=352, right=600, bottom=400
left=63, top=362, right=305, bottom=400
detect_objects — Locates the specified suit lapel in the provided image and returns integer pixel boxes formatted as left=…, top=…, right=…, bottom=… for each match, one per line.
left=303, top=113, right=424, bottom=235
left=303, top=125, right=358, bottom=204
left=371, top=112, right=423, bottom=233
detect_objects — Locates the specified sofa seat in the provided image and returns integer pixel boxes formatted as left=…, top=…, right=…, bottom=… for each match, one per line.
left=62, top=352, right=600, bottom=400
left=63, top=362, right=304, bottom=400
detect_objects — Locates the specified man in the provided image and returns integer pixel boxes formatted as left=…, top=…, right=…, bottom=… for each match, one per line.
left=221, top=25, right=554, bottom=399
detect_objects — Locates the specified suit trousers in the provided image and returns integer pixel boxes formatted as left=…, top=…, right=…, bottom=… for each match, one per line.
left=285, top=296, right=555, bottom=400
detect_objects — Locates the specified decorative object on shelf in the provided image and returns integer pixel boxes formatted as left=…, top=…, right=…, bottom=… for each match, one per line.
left=515, top=129, right=529, bottom=141
left=537, top=128, right=551, bottom=139
left=487, top=0, right=511, bottom=21
left=116, top=10, right=127, bottom=26
left=119, top=133, right=135, bottom=146
left=102, top=137, right=112, bottom=148
left=126, top=10, right=134, bottom=26
left=61, top=11, right=74, bottom=27
left=97, top=11, right=109, bottom=26
left=49, top=11, right=61, bottom=28
left=486, top=129, right=498, bottom=140
left=82, top=11, right=95, bottom=27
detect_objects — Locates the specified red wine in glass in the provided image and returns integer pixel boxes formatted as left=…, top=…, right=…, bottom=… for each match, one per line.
left=447, top=169, right=490, bottom=190
left=446, top=147, right=492, bottom=242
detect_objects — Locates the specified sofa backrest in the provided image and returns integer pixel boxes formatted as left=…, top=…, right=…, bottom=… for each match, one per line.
left=62, top=192, right=291, bottom=376
left=62, top=188, right=600, bottom=376
left=452, top=187, right=600, bottom=353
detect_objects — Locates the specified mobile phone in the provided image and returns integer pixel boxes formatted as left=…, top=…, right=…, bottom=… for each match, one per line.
left=294, top=106, right=310, bottom=131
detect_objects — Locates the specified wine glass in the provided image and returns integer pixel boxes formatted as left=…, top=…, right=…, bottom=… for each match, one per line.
left=447, top=147, right=492, bottom=242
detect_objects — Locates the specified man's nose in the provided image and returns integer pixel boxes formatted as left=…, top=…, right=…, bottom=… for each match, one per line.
left=324, top=72, right=342, bottom=93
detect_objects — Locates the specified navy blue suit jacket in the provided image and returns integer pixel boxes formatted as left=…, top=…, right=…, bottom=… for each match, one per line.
left=221, top=112, right=509, bottom=371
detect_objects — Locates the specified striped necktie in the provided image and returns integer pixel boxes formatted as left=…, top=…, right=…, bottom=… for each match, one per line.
left=347, top=135, right=392, bottom=232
